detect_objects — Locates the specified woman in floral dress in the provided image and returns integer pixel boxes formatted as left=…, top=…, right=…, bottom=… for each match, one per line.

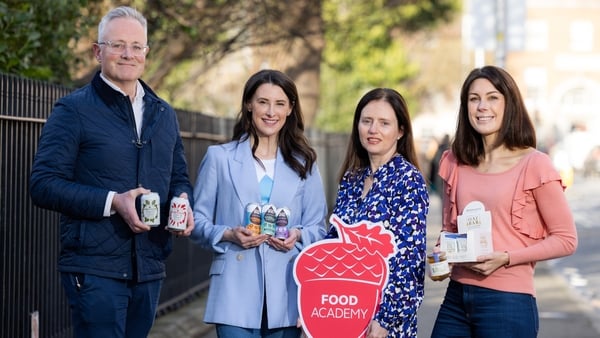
left=326, top=88, right=429, bottom=338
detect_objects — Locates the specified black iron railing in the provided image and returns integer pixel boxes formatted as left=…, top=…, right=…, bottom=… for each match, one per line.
left=0, top=72, right=346, bottom=338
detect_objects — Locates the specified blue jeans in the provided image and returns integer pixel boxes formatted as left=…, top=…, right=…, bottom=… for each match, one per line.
left=61, top=272, right=162, bottom=338
left=216, top=324, right=301, bottom=338
left=431, top=280, right=539, bottom=338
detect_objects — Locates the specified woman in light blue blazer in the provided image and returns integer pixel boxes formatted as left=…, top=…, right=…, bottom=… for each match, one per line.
left=191, top=69, right=328, bottom=338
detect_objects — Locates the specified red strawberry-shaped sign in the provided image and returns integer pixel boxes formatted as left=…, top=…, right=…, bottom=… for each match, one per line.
left=293, top=214, right=396, bottom=338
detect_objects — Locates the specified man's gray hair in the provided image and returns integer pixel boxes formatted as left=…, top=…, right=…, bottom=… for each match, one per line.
left=98, top=6, right=147, bottom=42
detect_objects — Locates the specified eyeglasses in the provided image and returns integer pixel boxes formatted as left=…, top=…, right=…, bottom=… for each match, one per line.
left=97, top=41, right=149, bottom=56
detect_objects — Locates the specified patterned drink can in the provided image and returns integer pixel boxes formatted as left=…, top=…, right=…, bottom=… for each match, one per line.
left=274, top=207, right=290, bottom=240
left=141, top=192, right=160, bottom=227
left=245, top=203, right=262, bottom=236
left=260, top=204, right=277, bottom=236
left=167, top=197, right=189, bottom=231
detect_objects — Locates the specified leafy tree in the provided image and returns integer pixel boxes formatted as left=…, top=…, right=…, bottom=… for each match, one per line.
left=140, top=0, right=322, bottom=86
left=0, top=0, right=100, bottom=83
left=134, top=0, right=322, bottom=122
left=1, top=0, right=460, bottom=130
left=317, top=0, right=460, bottom=132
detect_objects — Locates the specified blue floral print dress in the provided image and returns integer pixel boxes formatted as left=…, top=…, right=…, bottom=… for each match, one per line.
left=326, top=154, right=429, bottom=337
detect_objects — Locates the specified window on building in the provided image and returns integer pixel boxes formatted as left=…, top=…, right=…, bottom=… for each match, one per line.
left=560, top=87, right=588, bottom=106
left=570, top=21, right=593, bottom=52
left=526, top=20, right=548, bottom=51
left=523, top=67, right=546, bottom=123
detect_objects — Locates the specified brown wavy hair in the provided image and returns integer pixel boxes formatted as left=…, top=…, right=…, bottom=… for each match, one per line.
left=452, top=65, right=536, bottom=166
left=232, top=69, right=316, bottom=179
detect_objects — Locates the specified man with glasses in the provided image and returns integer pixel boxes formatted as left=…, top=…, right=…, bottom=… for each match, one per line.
left=29, top=6, right=195, bottom=338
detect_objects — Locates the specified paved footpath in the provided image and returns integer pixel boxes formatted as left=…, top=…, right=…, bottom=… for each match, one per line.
left=150, top=194, right=600, bottom=338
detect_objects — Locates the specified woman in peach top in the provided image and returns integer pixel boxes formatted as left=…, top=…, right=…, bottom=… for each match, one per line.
left=431, top=66, right=577, bottom=338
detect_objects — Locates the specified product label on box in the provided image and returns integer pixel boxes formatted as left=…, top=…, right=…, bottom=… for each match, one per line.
left=440, top=201, right=493, bottom=262
left=429, top=261, right=451, bottom=276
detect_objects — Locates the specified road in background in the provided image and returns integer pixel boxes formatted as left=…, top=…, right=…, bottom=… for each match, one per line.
left=547, top=175, right=600, bottom=332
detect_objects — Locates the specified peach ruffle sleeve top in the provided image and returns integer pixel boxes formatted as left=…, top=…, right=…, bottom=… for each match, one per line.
left=439, top=150, right=577, bottom=296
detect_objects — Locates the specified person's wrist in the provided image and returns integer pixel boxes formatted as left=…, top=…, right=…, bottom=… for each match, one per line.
left=222, top=228, right=233, bottom=242
left=504, top=251, right=510, bottom=267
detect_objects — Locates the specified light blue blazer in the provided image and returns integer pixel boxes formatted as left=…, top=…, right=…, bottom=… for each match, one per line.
left=191, top=138, right=327, bottom=329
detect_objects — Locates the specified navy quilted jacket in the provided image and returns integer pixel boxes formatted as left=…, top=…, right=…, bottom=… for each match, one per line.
left=30, top=71, right=193, bottom=282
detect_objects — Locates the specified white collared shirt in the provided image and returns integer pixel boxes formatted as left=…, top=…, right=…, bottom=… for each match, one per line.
left=99, top=73, right=145, bottom=137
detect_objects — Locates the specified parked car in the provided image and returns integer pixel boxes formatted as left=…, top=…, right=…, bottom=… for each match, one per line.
left=583, top=145, right=600, bottom=177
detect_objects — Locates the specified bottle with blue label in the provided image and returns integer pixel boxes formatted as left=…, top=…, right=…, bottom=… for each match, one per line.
left=428, top=246, right=450, bottom=281
left=260, top=204, right=277, bottom=236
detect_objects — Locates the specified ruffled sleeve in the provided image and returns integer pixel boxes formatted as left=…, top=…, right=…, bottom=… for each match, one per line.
left=439, top=150, right=459, bottom=233
left=511, top=150, right=565, bottom=239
